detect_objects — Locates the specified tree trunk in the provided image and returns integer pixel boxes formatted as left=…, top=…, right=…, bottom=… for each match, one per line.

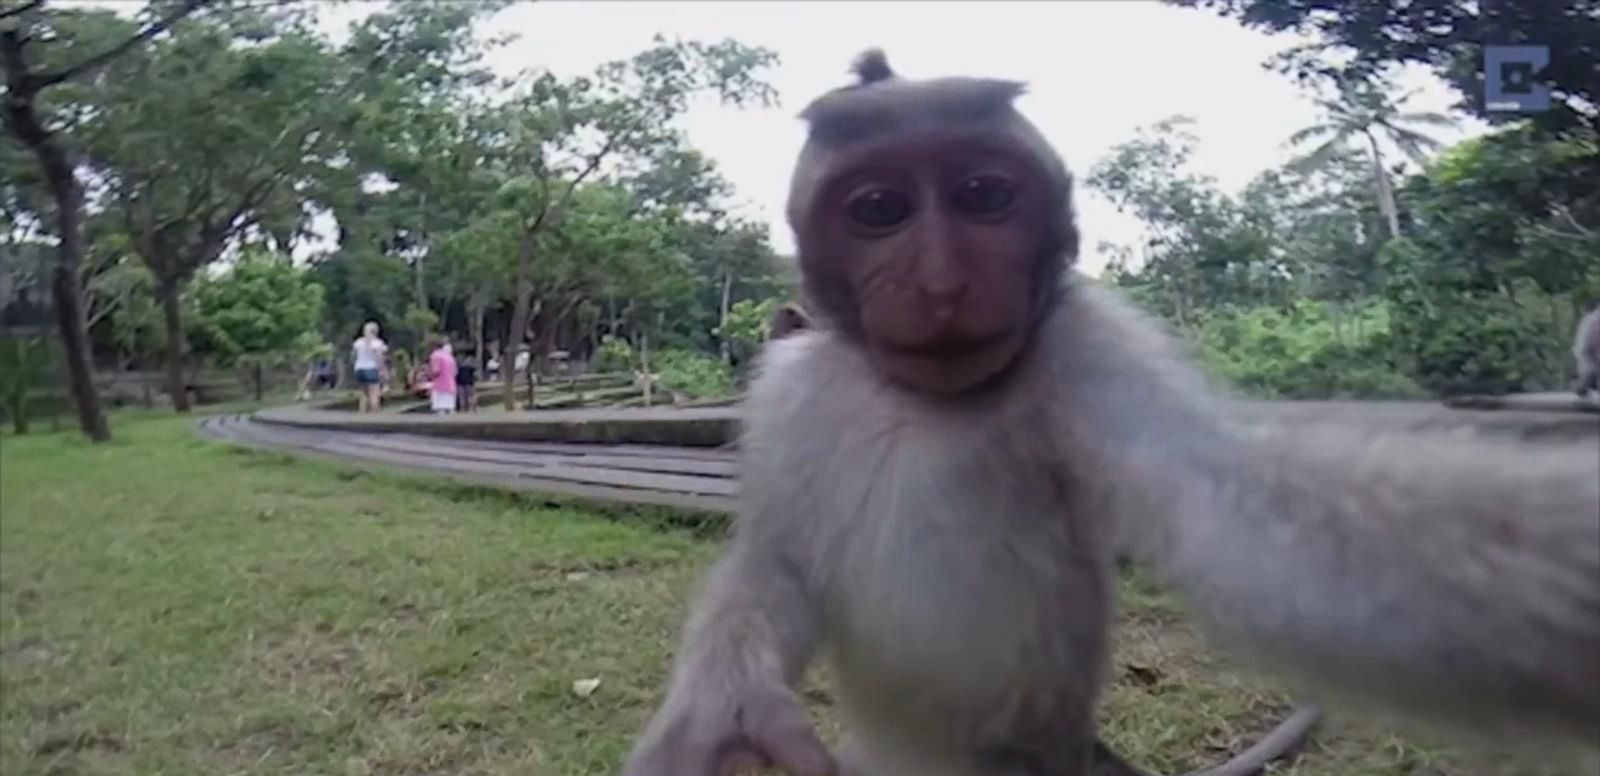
left=9, top=396, right=28, bottom=435
left=639, top=330, right=652, bottom=407
left=503, top=232, right=536, bottom=410
left=718, top=268, right=734, bottom=365
left=156, top=276, right=191, bottom=412
left=252, top=361, right=264, bottom=402
left=469, top=301, right=486, bottom=367
left=4, top=95, right=111, bottom=441
left=1366, top=132, right=1402, bottom=239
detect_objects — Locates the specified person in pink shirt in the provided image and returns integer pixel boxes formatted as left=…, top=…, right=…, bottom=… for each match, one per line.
left=428, top=340, right=458, bottom=415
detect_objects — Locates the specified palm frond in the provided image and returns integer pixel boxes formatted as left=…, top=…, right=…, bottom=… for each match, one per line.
left=1286, top=123, right=1339, bottom=148
left=1384, top=126, right=1446, bottom=165
left=1393, top=111, right=1458, bottom=129
left=1286, top=135, right=1351, bottom=173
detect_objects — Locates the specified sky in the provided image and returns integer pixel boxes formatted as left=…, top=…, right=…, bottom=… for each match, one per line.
left=232, top=1, right=1486, bottom=275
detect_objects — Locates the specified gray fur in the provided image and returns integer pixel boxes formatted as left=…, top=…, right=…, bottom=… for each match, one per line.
left=850, top=48, right=896, bottom=85
left=1045, top=280, right=1600, bottom=753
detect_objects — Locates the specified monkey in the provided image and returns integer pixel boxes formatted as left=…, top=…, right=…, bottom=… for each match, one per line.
left=621, top=50, right=1600, bottom=776
left=769, top=303, right=813, bottom=341
left=1573, top=305, right=1600, bottom=401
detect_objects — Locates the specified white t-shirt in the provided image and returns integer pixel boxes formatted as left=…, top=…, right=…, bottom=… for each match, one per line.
left=352, top=337, right=387, bottom=370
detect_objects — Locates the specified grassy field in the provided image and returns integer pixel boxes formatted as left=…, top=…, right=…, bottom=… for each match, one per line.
left=0, top=411, right=1554, bottom=775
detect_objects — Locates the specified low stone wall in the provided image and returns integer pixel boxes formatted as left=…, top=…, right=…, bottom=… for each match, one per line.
left=253, top=404, right=741, bottom=447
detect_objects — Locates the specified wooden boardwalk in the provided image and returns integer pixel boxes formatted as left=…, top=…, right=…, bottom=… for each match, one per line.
left=200, top=396, right=1594, bottom=516
left=198, top=413, right=738, bottom=514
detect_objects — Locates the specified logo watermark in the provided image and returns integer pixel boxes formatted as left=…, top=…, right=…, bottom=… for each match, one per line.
left=1484, top=45, right=1550, bottom=113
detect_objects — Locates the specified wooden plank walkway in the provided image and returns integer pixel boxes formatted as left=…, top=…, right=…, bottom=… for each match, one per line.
left=200, top=396, right=1595, bottom=518
left=197, top=413, right=738, bottom=514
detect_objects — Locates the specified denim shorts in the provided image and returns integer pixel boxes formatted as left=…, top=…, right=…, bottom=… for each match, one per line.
left=354, top=368, right=381, bottom=385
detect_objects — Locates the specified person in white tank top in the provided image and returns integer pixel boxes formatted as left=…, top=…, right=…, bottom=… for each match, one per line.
left=351, top=320, right=389, bottom=412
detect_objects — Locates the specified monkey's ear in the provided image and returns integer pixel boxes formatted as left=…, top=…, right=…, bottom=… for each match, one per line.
left=850, top=48, right=895, bottom=85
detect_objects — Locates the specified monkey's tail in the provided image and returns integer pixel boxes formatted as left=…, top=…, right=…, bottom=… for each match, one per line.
left=1185, top=705, right=1321, bottom=776
left=1094, top=704, right=1322, bottom=776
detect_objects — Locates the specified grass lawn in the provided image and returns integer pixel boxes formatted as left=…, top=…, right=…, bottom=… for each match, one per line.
left=0, top=411, right=1552, bottom=775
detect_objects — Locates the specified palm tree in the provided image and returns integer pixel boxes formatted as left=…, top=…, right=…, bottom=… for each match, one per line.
left=1287, top=79, right=1456, bottom=239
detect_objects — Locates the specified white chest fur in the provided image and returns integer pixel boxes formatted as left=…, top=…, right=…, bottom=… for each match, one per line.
left=744, top=333, right=1114, bottom=749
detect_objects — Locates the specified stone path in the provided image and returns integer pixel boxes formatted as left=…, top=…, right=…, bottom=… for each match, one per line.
left=197, top=413, right=738, bottom=514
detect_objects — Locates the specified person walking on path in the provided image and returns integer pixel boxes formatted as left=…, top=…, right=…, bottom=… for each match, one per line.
left=429, top=340, right=459, bottom=415
left=456, top=350, right=479, bottom=412
left=351, top=321, right=389, bottom=413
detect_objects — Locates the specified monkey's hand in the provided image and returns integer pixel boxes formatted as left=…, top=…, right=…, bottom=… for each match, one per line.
left=623, top=679, right=836, bottom=776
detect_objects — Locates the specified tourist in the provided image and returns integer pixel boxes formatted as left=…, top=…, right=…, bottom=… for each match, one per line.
left=456, top=350, right=479, bottom=412
left=429, top=339, right=458, bottom=415
left=351, top=321, right=388, bottom=413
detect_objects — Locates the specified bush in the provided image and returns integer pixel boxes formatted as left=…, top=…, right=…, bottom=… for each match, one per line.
left=1190, top=300, right=1425, bottom=399
left=594, top=336, right=637, bottom=373
left=652, top=348, right=734, bottom=399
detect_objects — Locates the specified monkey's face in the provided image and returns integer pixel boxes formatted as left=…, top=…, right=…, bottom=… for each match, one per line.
left=804, top=131, right=1057, bottom=395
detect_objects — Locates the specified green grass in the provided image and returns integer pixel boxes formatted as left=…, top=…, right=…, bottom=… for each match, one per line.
left=0, top=412, right=1555, bottom=775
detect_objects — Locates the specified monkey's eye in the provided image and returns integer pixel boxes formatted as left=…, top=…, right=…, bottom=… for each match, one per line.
left=845, top=189, right=914, bottom=231
left=950, top=175, right=1017, bottom=216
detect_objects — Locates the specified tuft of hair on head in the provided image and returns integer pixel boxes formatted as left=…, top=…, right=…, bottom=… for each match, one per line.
left=850, top=48, right=895, bottom=85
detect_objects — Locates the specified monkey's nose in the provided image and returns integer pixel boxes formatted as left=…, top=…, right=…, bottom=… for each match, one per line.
left=917, top=278, right=969, bottom=306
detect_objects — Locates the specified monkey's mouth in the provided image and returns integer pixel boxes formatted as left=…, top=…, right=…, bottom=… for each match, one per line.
left=887, top=330, right=1013, bottom=359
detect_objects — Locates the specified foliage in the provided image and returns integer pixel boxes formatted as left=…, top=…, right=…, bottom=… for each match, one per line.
left=1101, top=111, right=1595, bottom=398
left=400, top=304, right=440, bottom=356
left=190, top=251, right=326, bottom=369
left=652, top=348, right=733, bottom=399
left=1374, top=125, right=1599, bottom=394
left=1089, top=116, right=1292, bottom=323
left=1190, top=301, right=1425, bottom=399
left=594, top=335, right=638, bottom=373
left=0, top=335, right=55, bottom=434
left=1179, top=0, right=1600, bottom=134
left=716, top=296, right=781, bottom=362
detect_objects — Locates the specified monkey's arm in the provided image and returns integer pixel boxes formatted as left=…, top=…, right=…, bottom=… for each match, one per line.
left=623, top=516, right=834, bottom=776
left=1155, top=429, right=1599, bottom=744
left=664, top=338, right=831, bottom=692
left=664, top=541, right=822, bottom=694
left=1059, top=281, right=1600, bottom=751
left=625, top=340, right=837, bottom=776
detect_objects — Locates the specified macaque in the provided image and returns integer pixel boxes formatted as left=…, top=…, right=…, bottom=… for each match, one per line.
left=622, top=51, right=1600, bottom=776
left=1574, top=305, right=1600, bottom=400
left=769, top=303, right=813, bottom=341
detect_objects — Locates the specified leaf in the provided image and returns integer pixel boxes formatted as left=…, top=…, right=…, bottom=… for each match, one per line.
left=571, top=677, right=601, bottom=699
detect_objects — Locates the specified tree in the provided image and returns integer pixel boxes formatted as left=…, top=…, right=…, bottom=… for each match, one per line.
left=475, top=36, right=779, bottom=408
left=0, top=0, right=207, bottom=441
left=1379, top=124, right=1600, bottom=394
left=190, top=250, right=325, bottom=401
left=78, top=6, right=356, bottom=411
left=1286, top=78, right=1454, bottom=238
left=1177, top=0, right=1600, bottom=134
left=1088, top=116, right=1291, bottom=325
